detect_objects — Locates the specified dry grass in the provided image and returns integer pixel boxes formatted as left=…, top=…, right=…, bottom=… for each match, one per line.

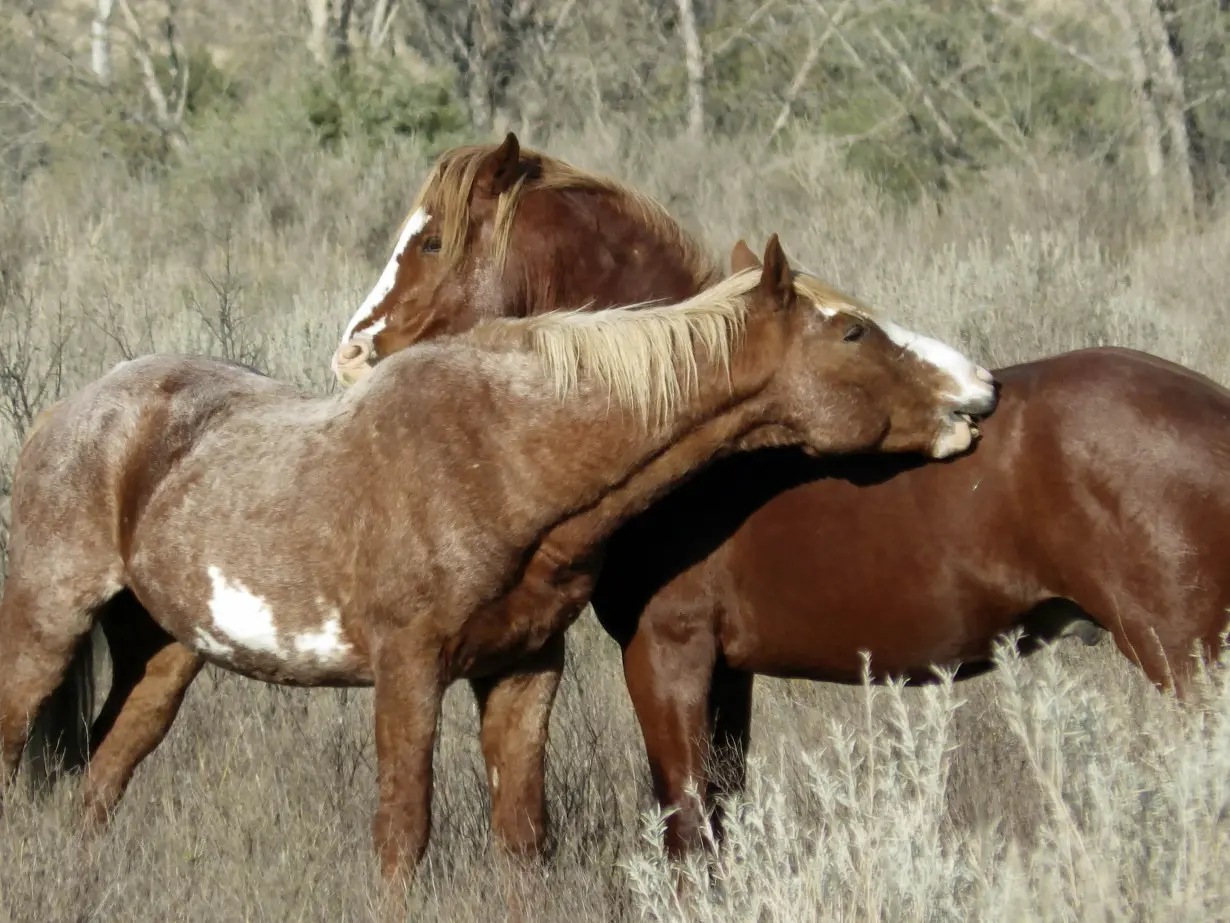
left=2, top=126, right=1230, bottom=921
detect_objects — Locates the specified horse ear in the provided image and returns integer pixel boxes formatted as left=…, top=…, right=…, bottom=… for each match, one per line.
left=475, top=132, right=522, bottom=198
left=730, top=239, right=761, bottom=273
left=758, top=234, right=797, bottom=311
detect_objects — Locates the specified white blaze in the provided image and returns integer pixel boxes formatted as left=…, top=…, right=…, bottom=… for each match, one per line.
left=876, top=318, right=995, bottom=407
left=341, top=207, right=433, bottom=346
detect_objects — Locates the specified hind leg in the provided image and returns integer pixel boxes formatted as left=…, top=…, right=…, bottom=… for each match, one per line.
left=470, top=633, right=565, bottom=860
left=1106, top=616, right=1207, bottom=701
left=80, top=599, right=203, bottom=827
left=0, top=577, right=105, bottom=790
left=705, top=661, right=753, bottom=847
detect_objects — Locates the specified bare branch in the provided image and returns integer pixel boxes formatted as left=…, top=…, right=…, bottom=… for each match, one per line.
left=988, top=3, right=1124, bottom=82
left=867, top=23, right=961, bottom=149
left=115, top=0, right=187, bottom=148
left=708, top=0, right=780, bottom=61
left=768, top=0, right=855, bottom=143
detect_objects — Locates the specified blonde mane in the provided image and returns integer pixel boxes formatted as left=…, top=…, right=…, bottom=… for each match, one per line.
left=463, top=270, right=768, bottom=428
left=402, top=142, right=719, bottom=287
left=792, top=272, right=875, bottom=317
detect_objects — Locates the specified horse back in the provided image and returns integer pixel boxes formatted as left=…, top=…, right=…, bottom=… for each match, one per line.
left=595, top=345, right=1230, bottom=679
left=9, top=356, right=291, bottom=569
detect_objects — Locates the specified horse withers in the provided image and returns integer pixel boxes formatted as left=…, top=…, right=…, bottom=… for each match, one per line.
left=326, top=133, right=1230, bottom=858
left=0, top=237, right=996, bottom=881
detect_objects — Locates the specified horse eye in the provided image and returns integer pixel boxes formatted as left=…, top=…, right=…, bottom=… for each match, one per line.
left=422, top=237, right=442, bottom=254
left=843, top=323, right=867, bottom=343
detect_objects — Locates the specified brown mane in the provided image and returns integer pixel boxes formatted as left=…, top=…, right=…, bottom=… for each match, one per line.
left=405, top=141, right=719, bottom=286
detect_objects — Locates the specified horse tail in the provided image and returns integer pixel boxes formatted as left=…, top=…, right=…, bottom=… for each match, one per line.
left=24, top=622, right=104, bottom=792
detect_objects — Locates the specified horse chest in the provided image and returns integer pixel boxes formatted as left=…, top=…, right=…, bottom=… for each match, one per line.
left=446, top=572, right=596, bottom=679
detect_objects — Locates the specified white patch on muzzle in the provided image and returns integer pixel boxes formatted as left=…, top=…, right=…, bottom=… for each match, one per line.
left=340, top=207, right=433, bottom=347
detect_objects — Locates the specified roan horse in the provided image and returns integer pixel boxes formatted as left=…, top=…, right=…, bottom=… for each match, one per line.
left=330, top=133, right=1230, bottom=858
left=0, top=238, right=998, bottom=881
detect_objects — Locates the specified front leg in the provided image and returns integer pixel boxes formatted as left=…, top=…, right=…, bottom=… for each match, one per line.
left=372, top=631, right=444, bottom=883
left=469, top=632, right=565, bottom=860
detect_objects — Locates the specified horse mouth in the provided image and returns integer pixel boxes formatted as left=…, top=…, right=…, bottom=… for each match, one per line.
left=332, top=337, right=377, bottom=387
left=958, top=411, right=981, bottom=440
left=930, top=411, right=984, bottom=459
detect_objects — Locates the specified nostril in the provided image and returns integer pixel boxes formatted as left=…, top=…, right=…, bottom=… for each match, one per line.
left=339, top=342, right=364, bottom=362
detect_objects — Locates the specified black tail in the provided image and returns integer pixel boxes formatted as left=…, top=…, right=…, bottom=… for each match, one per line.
left=25, top=622, right=106, bottom=792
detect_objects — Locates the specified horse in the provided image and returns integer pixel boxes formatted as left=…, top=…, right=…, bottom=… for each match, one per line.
left=328, top=132, right=1230, bottom=858
left=0, top=236, right=998, bottom=882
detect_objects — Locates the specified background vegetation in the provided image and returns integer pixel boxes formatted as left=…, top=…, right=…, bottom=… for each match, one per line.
left=2, top=0, right=1229, bottom=919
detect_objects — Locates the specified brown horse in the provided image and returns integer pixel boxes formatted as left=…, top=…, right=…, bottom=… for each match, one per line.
left=329, top=133, right=1230, bottom=858
left=0, top=238, right=997, bottom=881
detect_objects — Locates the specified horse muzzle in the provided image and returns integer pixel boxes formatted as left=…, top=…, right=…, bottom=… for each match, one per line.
left=930, top=409, right=990, bottom=459
left=331, top=335, right=377, bottom=387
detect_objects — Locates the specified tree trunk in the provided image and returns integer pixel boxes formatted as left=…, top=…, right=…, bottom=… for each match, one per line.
left=307, top=0, right=355, bottom=67
left=368, top=0, right=397, bottom=52
left=675, top=0, right=706, bottom=138
left=307, top=0, right=331, bottom=65
left=1103, top=0, right=1169, bottom=220
left=1135, top=0, right=1194, bottom=218
left=333, top=0, right=355, bottom=63
left=92, top=0, right=115, bottom=83
left=1152, top=0, right=1209, bottom=209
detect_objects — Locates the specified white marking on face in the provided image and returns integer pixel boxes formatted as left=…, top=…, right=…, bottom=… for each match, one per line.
left=292, top=613, right=353, bottom=663
left=491, top=767, right=500, bottom=792
left=876, top=319, right=996, bottom=410
left=341, top=207, right=433, bottom=346
left=207, top=566, right=280, bottom=654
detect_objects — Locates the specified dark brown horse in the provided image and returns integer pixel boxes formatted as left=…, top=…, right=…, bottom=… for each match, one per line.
left=328, top=133, right=1230, bottom=859
left=0, top=238, right=997, bottom=881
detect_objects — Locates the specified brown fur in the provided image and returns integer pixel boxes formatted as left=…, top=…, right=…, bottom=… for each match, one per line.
left=332, top=134, right=720, bottom=382
left=0, top=240, right=993, bottom=883
left=325, top=133, right=1230, bottom=862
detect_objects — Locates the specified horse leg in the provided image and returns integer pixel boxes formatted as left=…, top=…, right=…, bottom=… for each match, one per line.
left=79, top=597, right=203, bottom=828
left=705, top=660, right=754, bottom=848
left=622, top=623, right=717, bottom=859
left=469, top=632, right=565, bottom=861
left=371, top=634, right=443, bottom=883
left=0, top=575, right=107, bottom=793
left=1071, top=582, right=1209, bottom=700
left=1105, top=616, right=1207, bottom=701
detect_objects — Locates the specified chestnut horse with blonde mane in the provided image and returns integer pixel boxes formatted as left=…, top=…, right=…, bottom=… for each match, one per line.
left=0, top=238, right=996, bottom=881
left=326, top=134, right=1230, bottom=858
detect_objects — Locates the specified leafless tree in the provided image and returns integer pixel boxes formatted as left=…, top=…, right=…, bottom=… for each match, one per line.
left=92, top=0, right=115, bottom=83
left=675, top=0, right=706, bottom=137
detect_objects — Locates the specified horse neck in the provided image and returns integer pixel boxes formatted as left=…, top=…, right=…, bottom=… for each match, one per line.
left=515, top=193, right=717, bottom=319
left=499, top=321, right=786, bottom=548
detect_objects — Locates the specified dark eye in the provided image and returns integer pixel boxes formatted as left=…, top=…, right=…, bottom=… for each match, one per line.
left=422, top=237, right=442, bottom=254
left=843, top=323, right=867, bottom=343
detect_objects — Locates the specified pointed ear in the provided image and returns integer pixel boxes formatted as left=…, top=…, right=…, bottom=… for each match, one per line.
left=758, top=234, right=797, bottom=311
left=475, top=132, right=522, bottom=198
left=730, top=239, right=761, bottom=274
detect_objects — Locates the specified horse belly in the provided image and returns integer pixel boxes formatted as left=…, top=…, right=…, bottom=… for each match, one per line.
left=717, top=480, right=1032, bottom=682
left=124, top=544, right=373, bottom=688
